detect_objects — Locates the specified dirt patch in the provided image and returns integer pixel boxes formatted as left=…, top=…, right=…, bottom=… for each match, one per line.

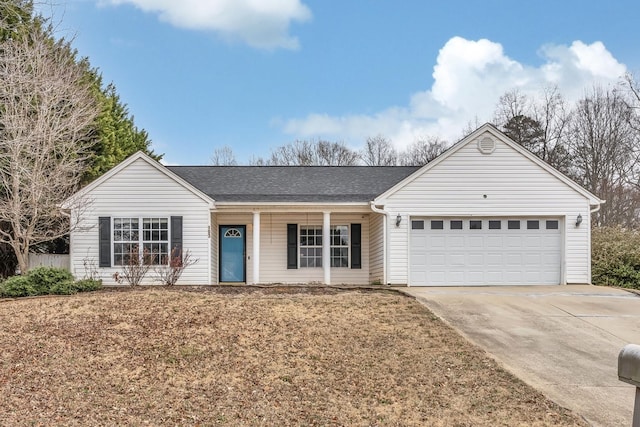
left=0, top=287, right=586, bottom=426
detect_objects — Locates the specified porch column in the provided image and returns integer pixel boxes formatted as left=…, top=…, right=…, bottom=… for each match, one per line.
left=323, top=211, right=331, bottom=285
left=252, top=211, right=260, bottom=284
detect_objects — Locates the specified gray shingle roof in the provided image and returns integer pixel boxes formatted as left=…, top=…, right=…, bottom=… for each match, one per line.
left=166, top=166, right=420, bottom=203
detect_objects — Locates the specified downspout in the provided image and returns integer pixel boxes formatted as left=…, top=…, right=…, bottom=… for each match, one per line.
left=370, top=201, right=389, bottom=285
left=587, top=201, right=604, bottom=285
left=590, top=203, right=602, bottom=214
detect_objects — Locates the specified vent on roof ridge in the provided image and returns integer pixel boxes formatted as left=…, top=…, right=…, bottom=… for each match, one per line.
left=477, top=136, right=496, bottom=154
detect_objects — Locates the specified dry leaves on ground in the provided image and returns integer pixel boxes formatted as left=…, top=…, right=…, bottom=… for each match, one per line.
left=0, top=287, right=586, bottom=426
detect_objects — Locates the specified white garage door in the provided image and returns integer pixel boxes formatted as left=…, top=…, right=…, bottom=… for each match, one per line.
left=409, top=218, right=562, bottom=286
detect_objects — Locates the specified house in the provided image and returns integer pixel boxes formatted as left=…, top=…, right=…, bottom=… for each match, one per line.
left=63, top=124, right=604, bottom=286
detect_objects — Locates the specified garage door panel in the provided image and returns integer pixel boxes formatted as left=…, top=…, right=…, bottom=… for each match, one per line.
left=449, top=253, right=465, bottom=266
left=430, top=236, right=446, bottom=248
left=506, top=252, right=523, bottom=266
left=410, top=217, right=562, bottom=286
left=448, top=236, right=465, bottom=248
left=485, top=253, right=503, bottom=266
left=467, top=252, right=484, bottom=265
left=468, top=236, right=484, bottom=248
left=448, top=271, right=465, bottom=284
left=486, top=236, right=503, bottom=248
left=430, top=253, right=446, bottom=267
left=505, top=236, right=523, bottom=248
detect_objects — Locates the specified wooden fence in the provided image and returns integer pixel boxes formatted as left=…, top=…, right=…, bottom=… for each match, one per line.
left=28, top=254, right=70, bottom=270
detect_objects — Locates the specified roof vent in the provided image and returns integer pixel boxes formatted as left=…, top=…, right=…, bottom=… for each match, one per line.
left=477, top=136, right=496, bottom=154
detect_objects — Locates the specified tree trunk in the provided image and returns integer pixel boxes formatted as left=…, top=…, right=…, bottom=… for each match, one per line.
left=15, top=245, right=29, bottom=275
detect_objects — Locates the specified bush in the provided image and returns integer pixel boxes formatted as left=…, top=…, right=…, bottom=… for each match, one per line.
left=0, top=275, right=38, bottom=298
left=592, top=227, right=640, bottom=288
left=0, top=268, right=102, bottom=298
left=72, top=279, right=102, bottom=292
left=49, top=280, right=77, bottom=295
left=27, top=267, right=74, bottom=294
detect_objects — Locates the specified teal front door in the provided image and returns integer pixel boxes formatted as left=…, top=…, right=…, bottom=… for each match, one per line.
left=219, top=225, right=246, bottom=282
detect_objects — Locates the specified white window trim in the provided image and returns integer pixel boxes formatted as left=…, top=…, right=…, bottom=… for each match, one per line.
left=330, top=225, right=350, bottom=268
left=297, top=224, right=351, bottom=269
left=299, top=225, right=323, bottom=268
left=112, top=216, right=171, bottom=267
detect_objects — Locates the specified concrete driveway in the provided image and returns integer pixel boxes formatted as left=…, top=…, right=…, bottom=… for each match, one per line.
left=400, top=285, right=640, bottom=427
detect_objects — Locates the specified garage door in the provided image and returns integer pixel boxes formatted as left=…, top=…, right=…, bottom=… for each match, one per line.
left=409, top=218, right=562, bottom=286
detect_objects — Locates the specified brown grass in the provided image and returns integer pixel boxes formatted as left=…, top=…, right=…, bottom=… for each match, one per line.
left=0, top=287, right=586, bottom=426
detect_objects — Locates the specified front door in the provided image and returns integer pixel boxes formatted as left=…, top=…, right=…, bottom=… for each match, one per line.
left=219, top=225, right=246, bottom=282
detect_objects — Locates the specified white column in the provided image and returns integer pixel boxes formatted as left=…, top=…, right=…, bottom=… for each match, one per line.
left=323, top=211, right=331, bottom=285
left=252, top=211, right=260, bottom=284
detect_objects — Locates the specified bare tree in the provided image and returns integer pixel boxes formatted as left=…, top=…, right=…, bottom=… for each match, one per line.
left=0, top=29, right=99, bottom=273
left=494, top=86, right=573, bottom=174
left=493, top=89, right=529, bottom=126
left=210, top=145, right=237, bottom=165
left=361, top=134, right=397, bottom=166
left=267, top=139, right=359, bottom=166
left=568, top=85, right=640, bottom=227
left=460, top=115, right=483, bottom=138
left=399, top=136, right=448, bottom=166
left=621, top=73, right=640, bottom=140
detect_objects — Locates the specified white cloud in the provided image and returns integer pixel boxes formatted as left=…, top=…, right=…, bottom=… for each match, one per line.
left=101, top=0, right=312, bottom=50
left=283, top=37, right=627, bottom=148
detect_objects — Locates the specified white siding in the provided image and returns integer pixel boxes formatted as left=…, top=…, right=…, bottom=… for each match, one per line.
left=383, top=133, right=592, bottom=285
left=212, top=212, right=370, bottom=285
left=368, top=214, right=385, bottom=284
left=70, top=158, right=212, bottom=285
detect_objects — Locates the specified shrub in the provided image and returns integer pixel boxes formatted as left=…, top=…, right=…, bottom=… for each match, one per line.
left=0, top=269, right=102, bottom=298
left=27, top=267, right=74, bottom=294
left=155, top=248, right=198, bottom=286
left=115, top=246, right=152, bottom=286
left=0, top=275, right=38, bottom=298
left=73, top=279, right=102, bottom=292
left=50, top=281, right=77, bottom=295
left=592, top=226, right=640, bottom=288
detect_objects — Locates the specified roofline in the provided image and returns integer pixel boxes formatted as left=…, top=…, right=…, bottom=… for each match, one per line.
left=62, top=151, right=216, bottom=209
left=374, top=123, right=605, bottom=206
left=215, top=201, right=371, bottom=206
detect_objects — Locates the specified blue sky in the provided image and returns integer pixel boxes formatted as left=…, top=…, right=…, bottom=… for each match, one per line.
left=42, top=1, right=640, bottom=165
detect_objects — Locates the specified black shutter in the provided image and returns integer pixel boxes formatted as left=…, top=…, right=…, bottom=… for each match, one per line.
left=171, top=216, right=183, bottom=260
left=98, top=217, right=111, bottom=267
left=351, top=223, right=361, bottom=269
left=287, top=223, right=297, bottom=269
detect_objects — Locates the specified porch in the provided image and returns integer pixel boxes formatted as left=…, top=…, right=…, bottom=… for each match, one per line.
left=210, top=207, right=385, bottom=286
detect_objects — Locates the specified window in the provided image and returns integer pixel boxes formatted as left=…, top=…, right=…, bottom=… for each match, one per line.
left=143, top=218, right=169, bottom=264
left=300, top=227, right=322, bottom=268
left=450, top=220, right=463, bottom=230
left=546, top=220, right=559, bottom=230
left=527, top=220, right=540, bottom=230
left=113, top=217, right=168, bottom=266
left=330, top=225, right=349, bottom=267
left=508, top=220, right=520, bottom=230
left=489, top=220, right=501, bottom=230
left=114, top=218, right=139, bottom=266
left=412, top=220, right=425, bottom=230
left=469, top=220, right=482, bottom=230
left=430, top=220, right=444, bottom=230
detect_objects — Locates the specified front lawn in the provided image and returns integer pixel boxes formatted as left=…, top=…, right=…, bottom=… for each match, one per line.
left=0, top=287, right=585, bottom=426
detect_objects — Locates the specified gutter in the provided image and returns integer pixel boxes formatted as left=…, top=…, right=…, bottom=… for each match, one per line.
left=590, top=201, right=604, bottom=214
left=369, top=201, right=389, bottom=285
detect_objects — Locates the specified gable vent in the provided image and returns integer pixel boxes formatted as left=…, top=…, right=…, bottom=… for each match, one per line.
left=477, top=136, right=496, bottom=154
